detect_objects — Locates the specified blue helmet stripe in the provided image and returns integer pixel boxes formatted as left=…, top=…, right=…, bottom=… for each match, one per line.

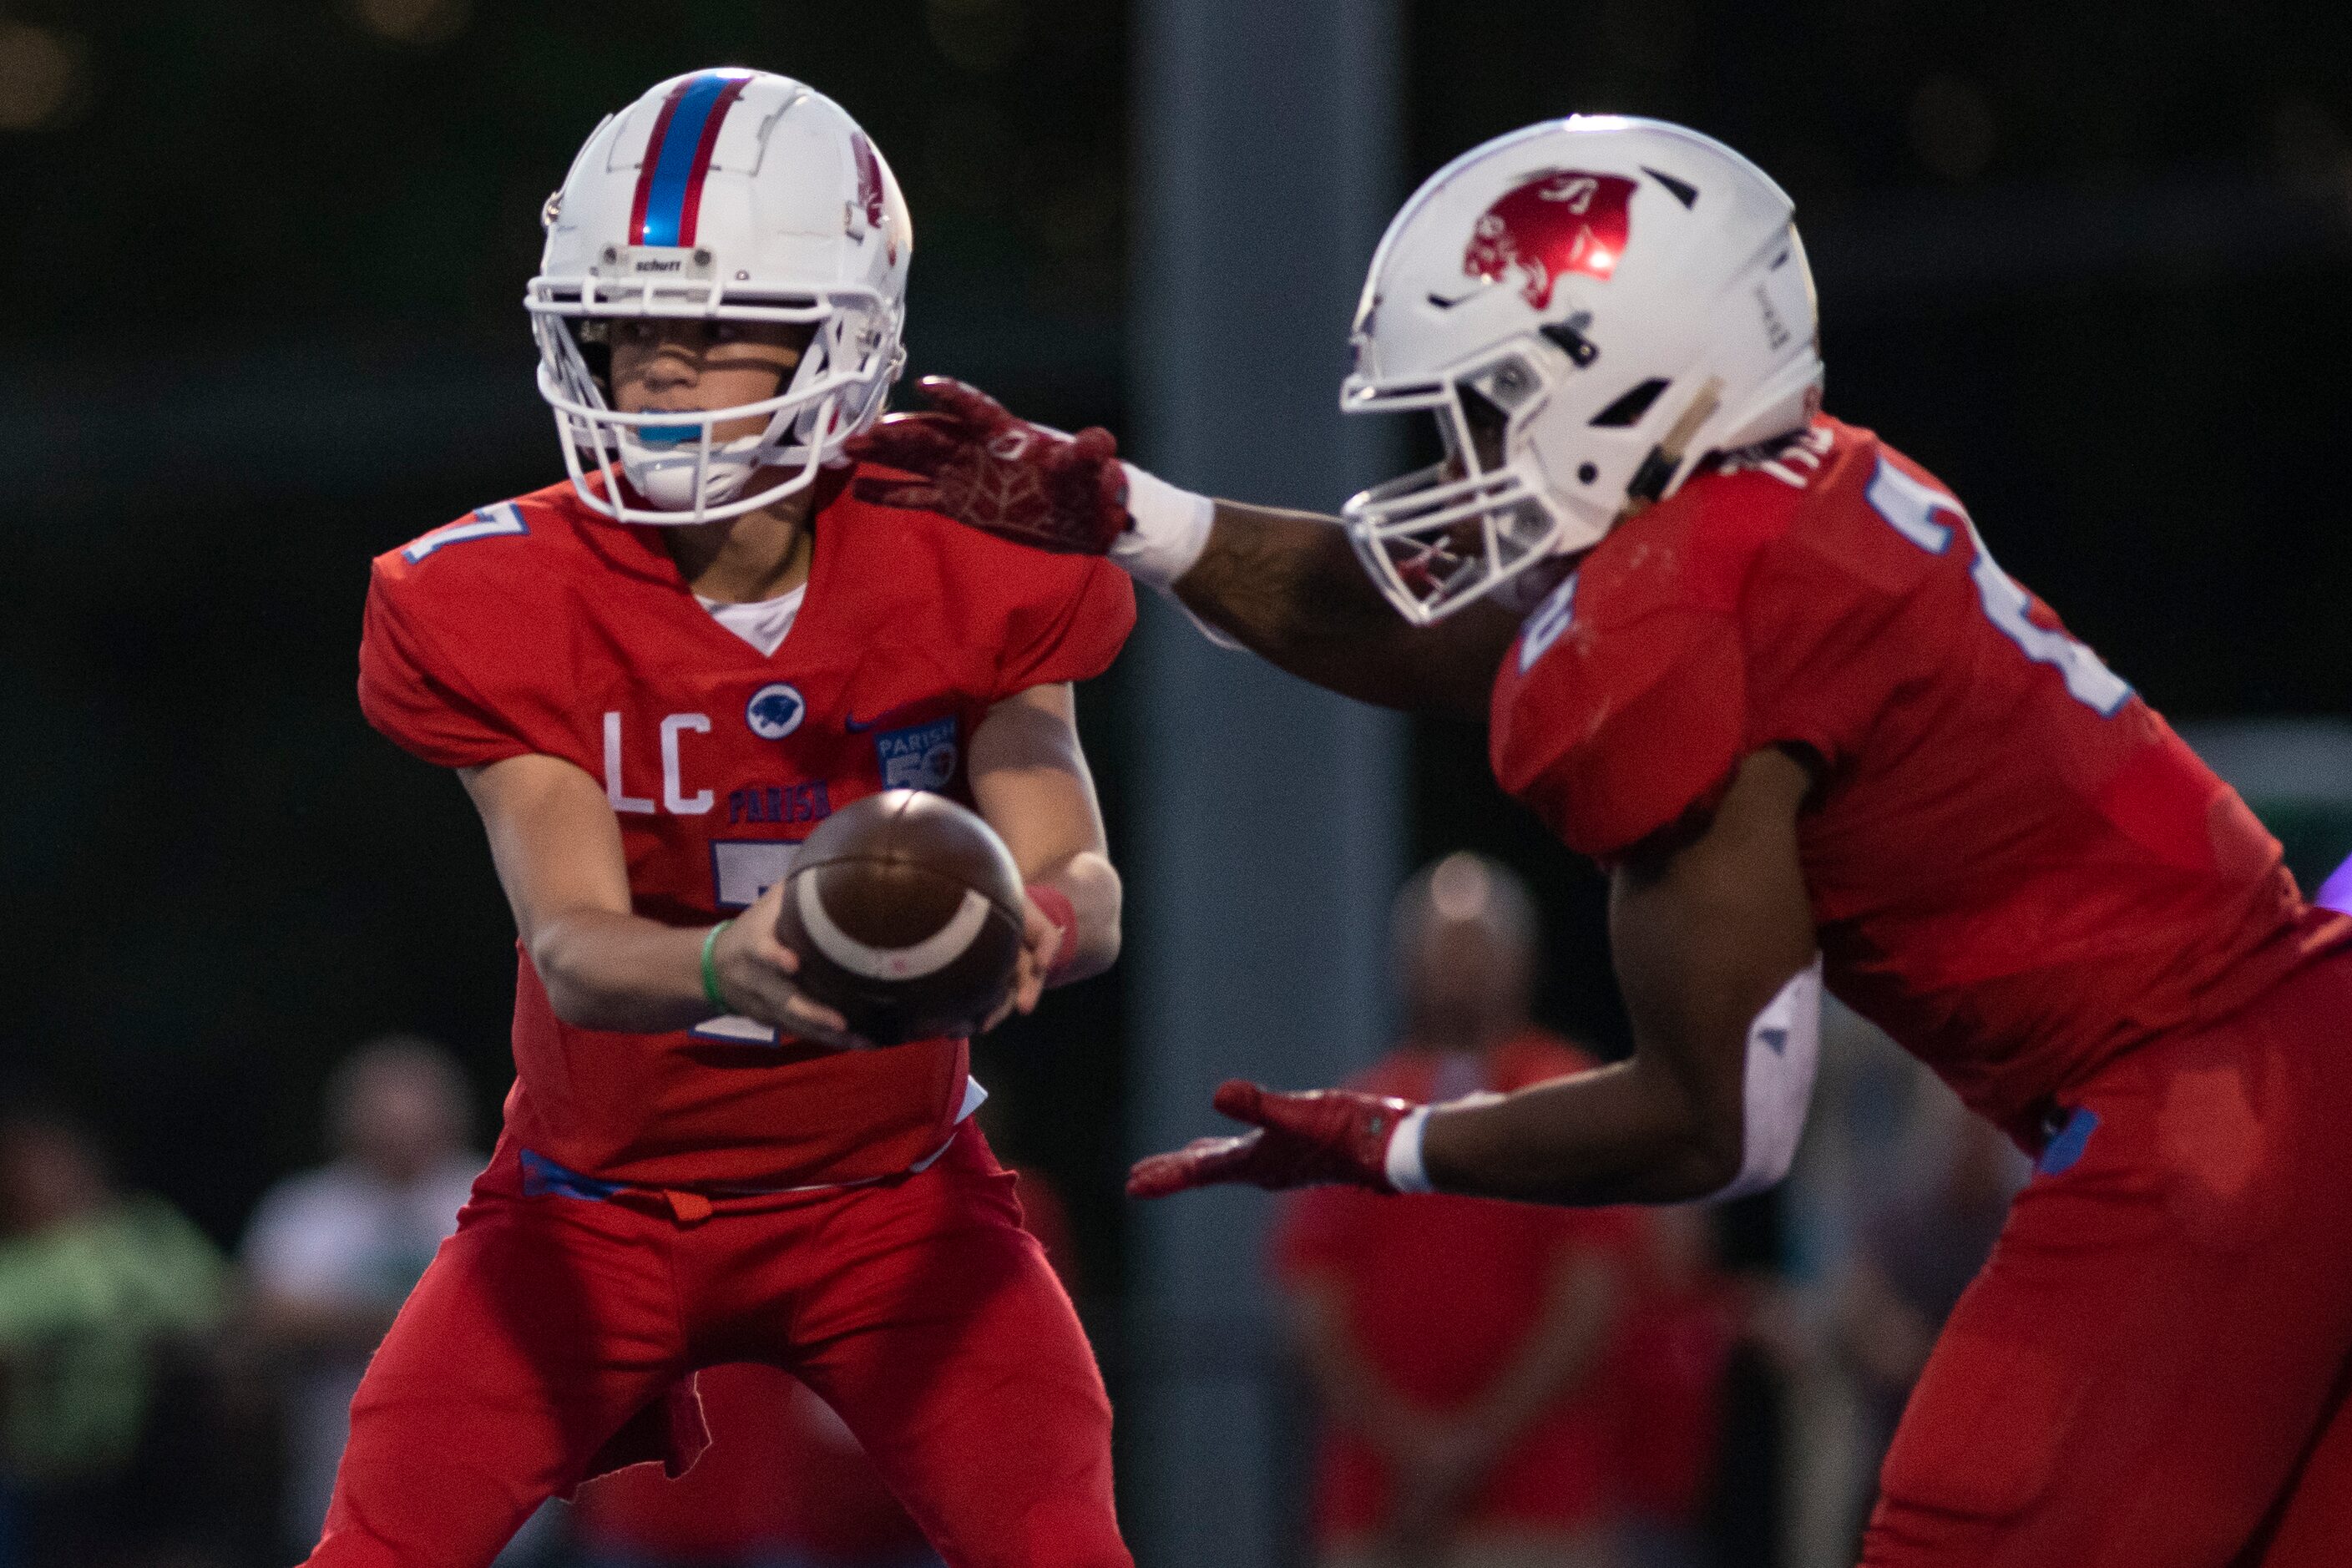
left=639, top=73, right=741, bottom=248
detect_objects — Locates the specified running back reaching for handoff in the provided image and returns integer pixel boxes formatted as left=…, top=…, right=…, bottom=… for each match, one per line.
left=850, top=115, right=2352, bottom=1568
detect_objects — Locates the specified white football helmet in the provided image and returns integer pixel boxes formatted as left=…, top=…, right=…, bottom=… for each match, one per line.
left=528, top=68, right=912, bottom=525
left=1341, top=116, right=1823, bottom=622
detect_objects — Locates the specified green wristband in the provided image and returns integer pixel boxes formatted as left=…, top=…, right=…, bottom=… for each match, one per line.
left=701, top=920, right=734, bottom=1013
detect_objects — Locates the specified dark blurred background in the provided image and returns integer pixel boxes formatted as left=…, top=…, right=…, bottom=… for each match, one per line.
left=1, top=3, right=2349, bottom=1565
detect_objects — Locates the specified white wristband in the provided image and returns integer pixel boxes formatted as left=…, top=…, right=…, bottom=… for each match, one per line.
left=1110, top=462, right=1216, bottom=590
left=1384, top=1105, right=1434, bottom=1194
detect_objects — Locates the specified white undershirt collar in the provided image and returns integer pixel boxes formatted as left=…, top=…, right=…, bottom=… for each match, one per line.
left=697, top=584, right=807, bottom=657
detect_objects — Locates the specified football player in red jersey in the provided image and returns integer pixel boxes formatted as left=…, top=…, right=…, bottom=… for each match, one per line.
left=849, top=118, right=2352, bottom=1567
left=336, top=70, right=1136, bottom=1568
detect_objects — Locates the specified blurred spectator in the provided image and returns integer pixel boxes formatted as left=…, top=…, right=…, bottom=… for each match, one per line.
left=0, top=1106, right=230, bottom=1566
left=239, top=1035, right=484, bottom=1560
left=1832, top=1106, right=2026, bottom=1545
left=1605, top=1206, right=1742, bottom=1568
left=1273, top=853, right=1636, bottom=1568
left=570, top=1107, right=1074, bottom=1568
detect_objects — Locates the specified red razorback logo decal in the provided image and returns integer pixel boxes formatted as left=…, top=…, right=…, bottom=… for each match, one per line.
left=851, top=132, right=895, bottom=260
left=1463, top=170, right=1638, bottom=308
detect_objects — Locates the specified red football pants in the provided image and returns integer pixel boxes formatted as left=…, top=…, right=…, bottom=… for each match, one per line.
left=302, top=1123, right=1130, bottom=1568
left=1864, top=951, right=2352, bottom=1568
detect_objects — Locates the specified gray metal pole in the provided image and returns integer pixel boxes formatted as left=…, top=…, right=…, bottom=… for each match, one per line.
left=1125, top=3, right=1404, bottom=1564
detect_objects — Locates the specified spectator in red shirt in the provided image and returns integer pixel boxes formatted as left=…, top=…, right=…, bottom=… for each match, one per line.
left=1834, top=1100, right=2025, bottom=1552
left=1273, top=853, right=1636, bottom=1568
left=1605, top=1205, right=1743, bottom=1568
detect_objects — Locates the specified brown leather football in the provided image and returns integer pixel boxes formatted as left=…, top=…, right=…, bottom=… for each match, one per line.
left=773, top=790, right=1026, bottom=1045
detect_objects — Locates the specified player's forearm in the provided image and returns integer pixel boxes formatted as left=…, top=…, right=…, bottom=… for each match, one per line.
left=1033, top=849, right=1121, bottom=985
left=1419, top=1057, right=1739, bottom=1206
left=1172, top=503, right=1510, bottom=719
left=528, top=908, right=719, bottom=1034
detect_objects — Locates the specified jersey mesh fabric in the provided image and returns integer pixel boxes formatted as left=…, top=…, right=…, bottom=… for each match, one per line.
left=358, top=469, right=1135, bottom=1191
left=1490, top=417, right=2350, bottom=1141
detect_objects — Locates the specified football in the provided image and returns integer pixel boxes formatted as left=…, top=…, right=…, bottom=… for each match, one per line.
left=774, top=789, right=1028, bottom=1045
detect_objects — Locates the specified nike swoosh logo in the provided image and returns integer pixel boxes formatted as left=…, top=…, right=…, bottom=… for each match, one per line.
left=1427, top=286, right=1489, bottom=310
left=843, top=714, right=886, bottom=732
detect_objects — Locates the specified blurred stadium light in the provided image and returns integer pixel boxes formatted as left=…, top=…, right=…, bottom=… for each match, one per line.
left=1122, top=1, right=1406, bottom=1563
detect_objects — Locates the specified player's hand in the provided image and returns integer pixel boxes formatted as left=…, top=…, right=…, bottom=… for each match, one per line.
left=1124, top=1080, right=1420, bottom=1198
left=711, top=882, right=866, bottom=1050
left=844, top=376, right=1130, bottom=554
left=981, top=893, right=1067, bottom=1034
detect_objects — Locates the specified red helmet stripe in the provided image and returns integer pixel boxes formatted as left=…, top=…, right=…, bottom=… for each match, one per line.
left=672, top=73, right=753, bottom=248
left=625, top=80, right=693, bottom=247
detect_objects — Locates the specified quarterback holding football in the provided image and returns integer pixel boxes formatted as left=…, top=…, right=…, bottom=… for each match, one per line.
left=340, top=69, right=1135, bottom=1568
left=853, top=117, right=2352, bottom=1567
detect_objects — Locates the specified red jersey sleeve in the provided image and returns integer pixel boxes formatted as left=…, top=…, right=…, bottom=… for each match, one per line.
left=359, top=570, right=534, bottom=769
left=1490, top=573, right=1749, bottom=863
left=991, top=556, right=1136, bottom=695
left=1490, top=424, right=1927, bottom=863
left=357, top=514, right=597, bottom=774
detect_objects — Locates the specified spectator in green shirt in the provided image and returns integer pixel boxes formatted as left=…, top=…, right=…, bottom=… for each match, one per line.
left=0, top=1108, right=228, bottom=1565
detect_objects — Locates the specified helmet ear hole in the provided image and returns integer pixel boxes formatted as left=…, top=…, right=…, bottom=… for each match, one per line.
left=1589, top=377, right=1671, bottom=428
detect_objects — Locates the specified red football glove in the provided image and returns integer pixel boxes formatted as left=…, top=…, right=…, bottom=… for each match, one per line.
left=844, top=375, right=1130, bottom=554
left=1125, top=1079, right=1421, bottom=1199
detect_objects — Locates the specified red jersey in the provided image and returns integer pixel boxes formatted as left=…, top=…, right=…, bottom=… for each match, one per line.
left=1491, top=416, right=2347, bottom=1141
left=359, top=471, right=1135, bottom=1191
left=1274, top=1034, right=1639, bottom=1539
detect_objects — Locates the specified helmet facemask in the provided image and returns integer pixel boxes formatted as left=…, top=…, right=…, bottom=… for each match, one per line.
left=528, top=273, right=905, bottom=527
left=1342, top=347, right=1580, bottom=626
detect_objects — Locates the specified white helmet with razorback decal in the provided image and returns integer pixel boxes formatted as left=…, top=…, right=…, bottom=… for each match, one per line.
left=1341, top=116, right=1823, bottom=623
left=529, top=68, right=911, bottom=524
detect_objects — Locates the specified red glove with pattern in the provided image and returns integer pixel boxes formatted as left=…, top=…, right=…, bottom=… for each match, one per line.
left=1125, top=1079, right=1421, bottom=1199
left=845, top=376, right=1130, bottom=554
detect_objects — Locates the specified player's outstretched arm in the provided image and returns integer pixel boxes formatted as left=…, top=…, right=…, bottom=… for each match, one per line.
left=1171, top=500, right=1526, bottom=720
left=847, top=377, right=1515, bottom=721
left=1127, top=747, right=1822, bottom=1206
left=968, top=682, right=1121, bottom=1024
left=460, top=753, right=854, bottom=1044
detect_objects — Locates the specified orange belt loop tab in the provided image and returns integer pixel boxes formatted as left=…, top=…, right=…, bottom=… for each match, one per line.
left=662, top=1189, right=714, bottom=1226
